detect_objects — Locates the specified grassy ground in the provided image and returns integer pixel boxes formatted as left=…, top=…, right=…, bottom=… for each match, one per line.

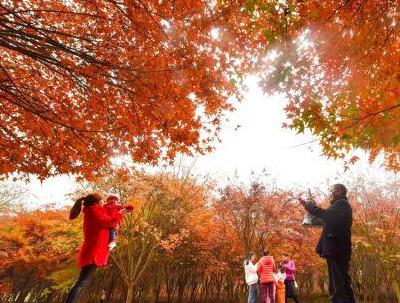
left=184, top=295, right=331, bottom=303
left=302, top=294, right=330, bottom=303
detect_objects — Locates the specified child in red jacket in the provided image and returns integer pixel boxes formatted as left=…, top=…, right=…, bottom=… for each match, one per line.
left=257, top=249, right=276, bottom=303
left=104, top=194, right=133, bottom=250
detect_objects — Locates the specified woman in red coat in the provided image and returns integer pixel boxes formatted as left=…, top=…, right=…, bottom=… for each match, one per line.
left=64, top=193, right=129, bottom=303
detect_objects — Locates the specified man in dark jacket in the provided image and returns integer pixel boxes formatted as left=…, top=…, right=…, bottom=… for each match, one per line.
left=299, top=184, right=356, bottom=303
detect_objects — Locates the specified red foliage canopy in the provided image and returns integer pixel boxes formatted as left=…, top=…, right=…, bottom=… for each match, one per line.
left=0, top=1, right=249, bottom=179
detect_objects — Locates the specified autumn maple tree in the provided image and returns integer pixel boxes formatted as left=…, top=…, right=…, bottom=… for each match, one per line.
left=253, top=0, right=400, bottom=168
left=0, top=0, right=255, bottom=179
left=2, top=0, right=400, bottom=179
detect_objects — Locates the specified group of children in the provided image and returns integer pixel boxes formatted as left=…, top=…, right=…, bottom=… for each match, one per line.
left=244, top=250, right=300, bottom=303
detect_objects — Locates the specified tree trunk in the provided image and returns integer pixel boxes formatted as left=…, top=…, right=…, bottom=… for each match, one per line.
left=177, top=283, right=185, bottom=303
left=392, top=280, right=400, bottom=303
left=151, top=275, right=161, bottom=303
left=125, top=286, right=134, bottom=303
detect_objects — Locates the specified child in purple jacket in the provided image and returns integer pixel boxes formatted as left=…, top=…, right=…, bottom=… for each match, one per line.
left=282, top=254, right=300, bottom=303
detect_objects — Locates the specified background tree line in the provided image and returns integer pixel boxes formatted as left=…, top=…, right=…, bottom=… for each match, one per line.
left=1, top=170, right=399, bottom=303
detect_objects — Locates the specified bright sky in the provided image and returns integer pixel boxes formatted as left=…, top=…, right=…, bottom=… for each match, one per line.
left=26, top=76, right=396, bottom=207
left=190, top=77, right=394, bottom=187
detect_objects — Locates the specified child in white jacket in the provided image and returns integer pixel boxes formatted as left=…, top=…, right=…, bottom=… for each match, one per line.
left=274, top=265, right=287, bottom=303
left=244, top=253, right=259, bottom=303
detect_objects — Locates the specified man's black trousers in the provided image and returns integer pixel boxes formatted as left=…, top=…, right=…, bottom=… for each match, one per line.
left=326, top=257, right=356, bottom=303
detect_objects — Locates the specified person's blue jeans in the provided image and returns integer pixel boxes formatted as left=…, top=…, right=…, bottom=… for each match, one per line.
left=64, top=264, right=97, bottom=303
left=248, top=283, right=259, bottom=303
left=109, top=228, right=117, bottom=242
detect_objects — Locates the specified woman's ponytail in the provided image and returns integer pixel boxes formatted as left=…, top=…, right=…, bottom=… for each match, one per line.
left=70, top=197, right=84, bottom=220
left=69, top=193, right=102, bottom=220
